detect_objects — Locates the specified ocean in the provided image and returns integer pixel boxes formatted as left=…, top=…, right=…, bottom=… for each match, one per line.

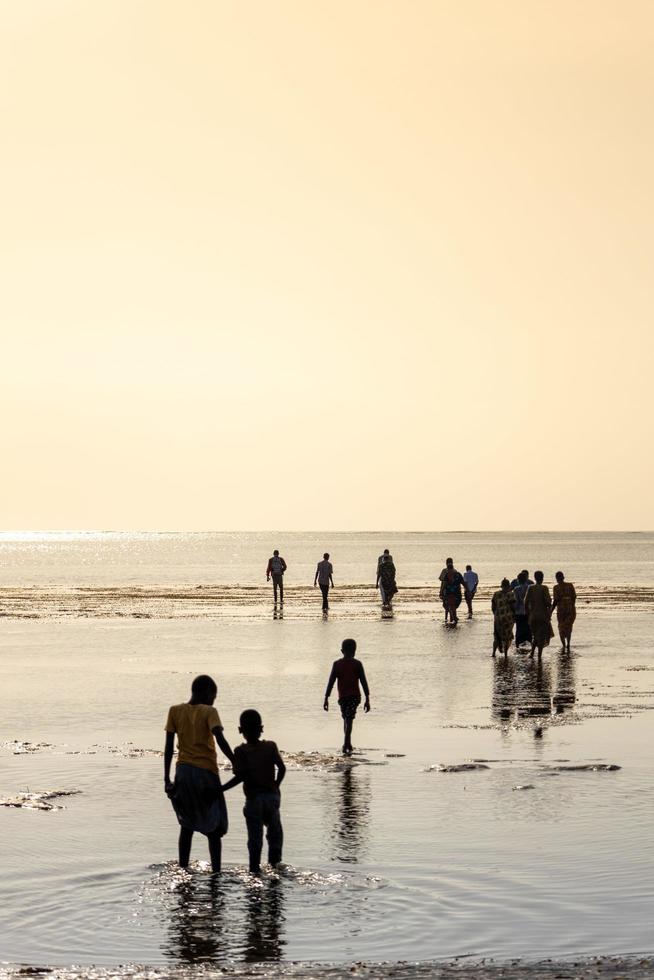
left=1, top=532, right=653, bottom=974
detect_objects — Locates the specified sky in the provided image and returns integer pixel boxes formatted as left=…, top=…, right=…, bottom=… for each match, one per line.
left=1, top=1, right=652, bottom=531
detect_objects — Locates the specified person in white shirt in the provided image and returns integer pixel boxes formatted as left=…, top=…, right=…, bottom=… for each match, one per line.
left=463, top=564, right=479, bottom=619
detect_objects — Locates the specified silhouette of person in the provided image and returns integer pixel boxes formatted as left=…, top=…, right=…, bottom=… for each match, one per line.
left=439, top=558, right=465, bottom=624
left=266, top=550, right=287, bottom=606
left=323, top=638, right=370, bottom=755
left=525, top=571, right=554, bottom=659
left=552, top=571, right=577, bottom=653
left=462, top=564, right=479, bottom=618
left=314, top=552, right=334, bottom=613
left=376, top=550, right=397, bottom=611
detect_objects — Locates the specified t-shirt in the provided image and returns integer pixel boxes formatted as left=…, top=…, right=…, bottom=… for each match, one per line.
left=316, top=560, right=333, bottom=585
left=463, top=570, right=479, bottom=593
left=268, top=555, right=285, bottom=575
left=165, top=702, right=223, bottom=775
left=233, top=740, right=280, bottom=797
left=332, top=657, right=363, bottom=699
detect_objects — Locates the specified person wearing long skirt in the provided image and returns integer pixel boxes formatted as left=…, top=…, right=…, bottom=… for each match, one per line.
left=377, top=553, right=398, bottom=610
left=439, top=558, right=465, bottom=625
left=492, top=578, right=516, bottom=656
left=525, top=571, right=554, bottom=660
left=513, top=570, right=533, bottom=648
left=552, top=571, right=577, bottom=652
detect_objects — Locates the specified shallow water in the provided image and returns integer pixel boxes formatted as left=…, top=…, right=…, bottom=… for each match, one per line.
left=0, top=533, right=653, bottom=969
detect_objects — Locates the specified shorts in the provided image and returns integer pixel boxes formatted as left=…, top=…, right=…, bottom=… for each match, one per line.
left=338, top=696, right=361, bottom=721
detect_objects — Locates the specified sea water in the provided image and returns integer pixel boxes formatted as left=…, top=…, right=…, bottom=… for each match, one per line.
left=0, top=532, right=653, bottom=969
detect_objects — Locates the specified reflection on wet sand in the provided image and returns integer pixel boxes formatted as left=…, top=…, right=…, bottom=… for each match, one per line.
left=492, top=652, right=577, bottom=729
left=164, top=873, right=285, bottom=965
left=165, top=876, right=227, bottom=964
left=330, top=765, right=371, bottom=864
left=553, top=651, right=577, bottom=714
left=244, top=878, right=285, bottom=962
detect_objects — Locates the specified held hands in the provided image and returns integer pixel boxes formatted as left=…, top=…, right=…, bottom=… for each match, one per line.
left=164, top=777, right=174, bottom=797
left=364, top=699, right=371, bottom=713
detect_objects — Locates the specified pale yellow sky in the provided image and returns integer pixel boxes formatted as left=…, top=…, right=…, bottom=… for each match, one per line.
left=1, top=1, right=652, bottom=530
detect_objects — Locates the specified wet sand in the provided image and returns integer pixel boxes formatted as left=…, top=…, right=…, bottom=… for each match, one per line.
left=2, top=956, right=654, bottom=979
left=1, top=583, right=653, bottom=620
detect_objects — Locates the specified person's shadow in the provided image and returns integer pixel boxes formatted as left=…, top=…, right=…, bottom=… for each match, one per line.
left=165, top=875, right=227, bottom=965
left=243, top=877, right=286, bottom=962
left=330, top=764, right=371, bottom=863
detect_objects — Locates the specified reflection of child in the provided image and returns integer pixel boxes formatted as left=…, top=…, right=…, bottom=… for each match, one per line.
left=164, top=674, right=234, bottom=873
left=223, top=710, right=286, bottom=874
left=323, top=638, right=371, bottom=755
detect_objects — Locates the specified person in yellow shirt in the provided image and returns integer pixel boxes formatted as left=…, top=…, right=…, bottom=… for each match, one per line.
left=164, top=674, right=235, bottom=872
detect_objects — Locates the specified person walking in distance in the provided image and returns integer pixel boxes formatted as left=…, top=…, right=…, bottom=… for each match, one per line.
left=266, top=550, right=287, bottom=606
left=462, top=564, right=479, bottom=619
left=439, top=558, right=465, bottom=625
left=525, top=570, right=554, bottom=660
left=314, top=552, right=334, bottom=613
left=376, top=550, right=398, bottom=611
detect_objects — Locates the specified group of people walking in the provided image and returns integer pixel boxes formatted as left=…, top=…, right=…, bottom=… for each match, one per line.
left=266, top=549, right=398, bottom=613
left=491, top=570, right=577, bottom=658
left=266, top=552, right=577, bottom=655
left=164, top=554, right=578, bottom=877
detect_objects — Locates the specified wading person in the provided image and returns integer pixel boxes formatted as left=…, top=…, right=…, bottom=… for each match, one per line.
left=314, top=552, right=334, bottom=613
left=223, top=709, right=286, bottom=874
left=164, top=674, right=234, bottom=873
left=376, top=551, right=397, bottom=611
left=439, top=558, right=465, bottom=624
left=492, top=578, right=516, bottom=656
left=323, top=638, right=371, bottom=755
left=525, top=571, right=554, bottom=660
left=266, top=549, right=287, bottom=606
left=463, top=564, right=479, bottom=619
left=552, top=571, right=577, bottom=653
left=513, top=570, right=533, bottom=648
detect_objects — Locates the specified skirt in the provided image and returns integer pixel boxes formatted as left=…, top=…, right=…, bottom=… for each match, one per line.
left=168, top=762, right=228, bottom=837
left=556, top=608, right=577, bottom=638
left=530, top=616, right=554, bottom=649
left=515, top=613, right=532, bottom=646
left=444, top=592, right=462, bottom=615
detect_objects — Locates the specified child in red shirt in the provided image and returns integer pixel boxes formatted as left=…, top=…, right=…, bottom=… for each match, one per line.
left=323, top=638, right=371, bottom=755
